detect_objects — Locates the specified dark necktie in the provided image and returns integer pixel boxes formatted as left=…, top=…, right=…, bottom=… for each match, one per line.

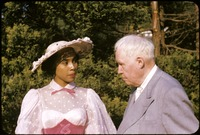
left=51, top=88, right=75, bottom=95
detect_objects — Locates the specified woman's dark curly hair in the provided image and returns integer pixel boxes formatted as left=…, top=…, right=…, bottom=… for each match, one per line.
left=41, top=47, right=79, bottom=76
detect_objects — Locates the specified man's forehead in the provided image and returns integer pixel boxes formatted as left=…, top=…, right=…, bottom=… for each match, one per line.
left=115, top=48, right=127, bottom=57
left=115, top=49, right=127, bottom=61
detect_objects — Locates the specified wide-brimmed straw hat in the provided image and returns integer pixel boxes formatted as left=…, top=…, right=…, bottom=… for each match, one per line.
left=31, top=37, right=93, bottom=72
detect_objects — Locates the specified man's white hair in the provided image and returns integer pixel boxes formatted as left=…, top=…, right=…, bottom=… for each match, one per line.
left=114, top=34, right=155, bottom=59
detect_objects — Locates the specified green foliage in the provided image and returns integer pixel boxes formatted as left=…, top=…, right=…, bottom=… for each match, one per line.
left=76, top=54, right=131, bottom=98
left=75, top=54, right=130, bottom=128
left=101, top=95, right=128, bottom=128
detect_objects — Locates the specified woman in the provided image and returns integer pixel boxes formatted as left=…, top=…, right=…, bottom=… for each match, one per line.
left=15, top=37, right=116, bottom=134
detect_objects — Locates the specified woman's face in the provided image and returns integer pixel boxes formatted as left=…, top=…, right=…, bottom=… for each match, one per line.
left=54, top=55, right=78, bottom=87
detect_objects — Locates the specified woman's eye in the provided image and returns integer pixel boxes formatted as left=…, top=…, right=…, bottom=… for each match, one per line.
left=73, top=59, right=78, bottom=63
left=73, top=57, right=79, bottom=63
left=61, top=60, right=68, bottom=65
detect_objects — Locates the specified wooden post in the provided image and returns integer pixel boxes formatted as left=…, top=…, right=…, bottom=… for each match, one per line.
left=151, top=1, right=161, bottom=57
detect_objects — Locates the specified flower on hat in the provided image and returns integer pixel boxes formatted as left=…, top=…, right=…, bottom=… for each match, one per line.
left=31, top=37, right=93, bottom=72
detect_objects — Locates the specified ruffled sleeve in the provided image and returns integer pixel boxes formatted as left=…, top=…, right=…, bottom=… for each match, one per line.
left=85, top=88, right=116, bottom=134
left=15, top=89, right=42, bottom=134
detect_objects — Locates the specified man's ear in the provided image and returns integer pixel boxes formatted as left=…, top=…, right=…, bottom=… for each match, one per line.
left=136, top=57, right=145, bottom=69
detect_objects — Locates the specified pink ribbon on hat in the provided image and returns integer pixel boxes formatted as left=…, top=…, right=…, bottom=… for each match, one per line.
left=51, top=88, right=75, bottom=95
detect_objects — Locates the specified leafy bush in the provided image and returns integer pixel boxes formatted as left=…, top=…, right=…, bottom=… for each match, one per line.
left=2, top=49, right=199, bottom=134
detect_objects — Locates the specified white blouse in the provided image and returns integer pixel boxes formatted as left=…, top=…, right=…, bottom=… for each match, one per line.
left=15, top=80, right=116, bottom=134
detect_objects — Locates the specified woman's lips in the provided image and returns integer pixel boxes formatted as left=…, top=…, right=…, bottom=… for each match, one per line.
left=69, top=73, right=76, bottom=78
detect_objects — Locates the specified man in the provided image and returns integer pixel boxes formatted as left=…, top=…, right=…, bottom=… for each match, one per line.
left=114, top=34, right=199, bottom=134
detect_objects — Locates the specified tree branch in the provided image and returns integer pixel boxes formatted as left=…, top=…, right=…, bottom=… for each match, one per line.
left=165, top=44, right=197, bottom=53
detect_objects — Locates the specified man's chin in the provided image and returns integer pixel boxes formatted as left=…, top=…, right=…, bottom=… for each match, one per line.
left=122, top=79, right=131, bottom=86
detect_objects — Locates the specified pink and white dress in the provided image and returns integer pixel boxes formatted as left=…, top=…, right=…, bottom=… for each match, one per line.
left=15, top=80, right=116, bottom=134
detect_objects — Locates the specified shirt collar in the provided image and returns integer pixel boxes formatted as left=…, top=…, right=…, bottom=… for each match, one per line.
left=139, top=64, right=158, bottom=90
left=49, top=79, right=76, bottom=90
